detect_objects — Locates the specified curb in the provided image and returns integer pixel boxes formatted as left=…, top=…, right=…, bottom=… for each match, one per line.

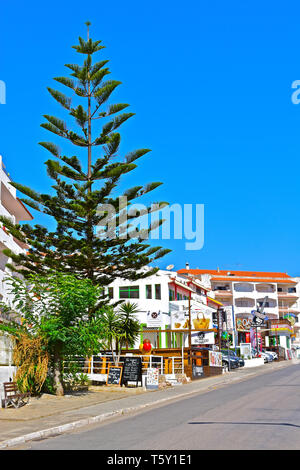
left=0, top=388, right=212, bottom=449
left=0, top=360, right=298, bottom=449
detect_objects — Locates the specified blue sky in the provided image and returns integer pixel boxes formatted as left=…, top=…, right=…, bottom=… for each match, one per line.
left=1, top=0, right=300, bottom=275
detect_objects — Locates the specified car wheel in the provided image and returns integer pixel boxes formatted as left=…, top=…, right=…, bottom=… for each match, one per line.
left=222, top=362, right=228, bottom=372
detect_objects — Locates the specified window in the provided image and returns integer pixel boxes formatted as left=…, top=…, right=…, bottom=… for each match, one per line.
left=108, top=287, right=114, bottom=299
left=196, top=287, right=204, bottom=296
left=288, top=287, right=296, bottom=293
left=169, top=289, right=175, bottom=301
left=146, top=285, right=152, bottom=299
left=235, top=299, right=254, bottom=308
left=119, top=286, right=139, bottom=299
left=155, top=284, right=161, bottom=300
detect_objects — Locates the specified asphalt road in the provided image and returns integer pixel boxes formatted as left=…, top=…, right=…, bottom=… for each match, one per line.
left=19, top=364, right=300, bottom=450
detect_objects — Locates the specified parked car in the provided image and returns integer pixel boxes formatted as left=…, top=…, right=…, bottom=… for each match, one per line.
left=237, top=356, right=245, bottom=367
left=252, top=348, right=270, bottom=363
left=226, top=349, right=245, bottom=367
left=262, top=349, right=278, bottom=360
left=221, top=350, right=240, bottom=370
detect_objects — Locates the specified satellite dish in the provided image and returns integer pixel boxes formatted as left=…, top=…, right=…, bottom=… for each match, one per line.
left=166, top=264, right=174, bottom=270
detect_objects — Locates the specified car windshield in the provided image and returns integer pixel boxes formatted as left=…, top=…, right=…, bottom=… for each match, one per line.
left=222, top=351, right=238, bottom=358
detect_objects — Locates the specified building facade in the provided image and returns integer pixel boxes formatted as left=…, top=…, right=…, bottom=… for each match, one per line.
left=178, top=266, right=300, bottom=354
left=107, top=268, right=220, bottom=349
left=0, top=156, right=33, bottom=386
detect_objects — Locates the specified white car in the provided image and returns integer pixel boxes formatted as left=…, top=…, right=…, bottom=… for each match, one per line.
left=264, top=350, right=278, bottom=360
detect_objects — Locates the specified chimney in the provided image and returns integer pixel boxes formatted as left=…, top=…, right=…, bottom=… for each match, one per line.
left=186, top=262, right=190, bottom=270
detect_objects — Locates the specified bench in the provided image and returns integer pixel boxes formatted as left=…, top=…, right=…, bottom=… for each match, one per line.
left=3, top=382, right=30, bottom=408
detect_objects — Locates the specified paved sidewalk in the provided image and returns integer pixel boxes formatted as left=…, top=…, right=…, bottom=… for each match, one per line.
left=0, top=359, right=298, bottom=449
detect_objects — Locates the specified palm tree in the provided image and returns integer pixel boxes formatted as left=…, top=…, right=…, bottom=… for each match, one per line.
left=117, top=302, right=141, bottom=352
left=101, top=303, right=141, bottom=365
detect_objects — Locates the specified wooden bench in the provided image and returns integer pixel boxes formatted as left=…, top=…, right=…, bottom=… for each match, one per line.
left=3, top=382, right=30, bottom=408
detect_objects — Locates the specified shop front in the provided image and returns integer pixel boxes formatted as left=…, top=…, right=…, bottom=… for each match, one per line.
left=236, top=317, right=252, bottom=345
left=265, top=319, right=294, bottom=359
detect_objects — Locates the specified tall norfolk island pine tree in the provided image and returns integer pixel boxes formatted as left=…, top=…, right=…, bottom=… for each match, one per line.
left=1, top=24, right=170, bottom=298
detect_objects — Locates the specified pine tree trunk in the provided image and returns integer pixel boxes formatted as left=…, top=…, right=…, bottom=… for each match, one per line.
left=53, top=343, right=64, bottom=396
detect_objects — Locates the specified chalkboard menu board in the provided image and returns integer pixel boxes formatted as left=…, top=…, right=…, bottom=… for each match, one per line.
left=106, top=366, right=123, bottom=385
left=192, top=364, right=204, bottom=380
left=121, top=357, right=142, bottom=387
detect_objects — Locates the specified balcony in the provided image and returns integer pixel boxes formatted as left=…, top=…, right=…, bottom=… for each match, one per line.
left=0, top=226, right=24, bottom=256
left=233, top=283, right=254, bottom=293
left=256, top=283, right=276, bottom=294
left=278, top=291, right=298, bottom=299
left=214, top=290, right=233, bottom=297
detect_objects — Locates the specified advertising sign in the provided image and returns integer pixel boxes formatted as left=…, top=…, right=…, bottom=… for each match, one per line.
left=269, top=323, right=293, bottom=337
left=223, top=306, right=234, bottom=332
left=236, top=317, right=252, bottom=331
left=171, top=309, right=213, bottom=330
left=192, top=364, right=204, bottom=379
left=146, top=368, right=159, bottom=389
left=107, top=366, right=123, bottom=385
left=209, top=350, right=222, bottom=367
left=191, top=331, right=215, bottom=345
left=147, top=310, right=163, bottom=327
left=283, top=314, right=297, bottom=326
left=240, top=343, right=252, bottom=359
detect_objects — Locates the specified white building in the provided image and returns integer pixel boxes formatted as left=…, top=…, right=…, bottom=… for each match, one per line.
left=107, top=267, right=220, bottom=349
left=0, top=156, right=33, bottom=389
left=178, top=266, right=300, bottom=353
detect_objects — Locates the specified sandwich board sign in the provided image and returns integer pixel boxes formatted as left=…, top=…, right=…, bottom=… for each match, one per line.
left=146, top=368, right=159, bottom=390
left=106, top=366, right=123, bottom=385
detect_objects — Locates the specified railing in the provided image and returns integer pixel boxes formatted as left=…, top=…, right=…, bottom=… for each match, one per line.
left=64, top=354, right=184, bottom=382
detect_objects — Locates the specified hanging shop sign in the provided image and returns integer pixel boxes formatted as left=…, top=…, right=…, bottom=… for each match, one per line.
left=191, top=331, right=215, bottom=345
left=147, top=310, right=163, bottom=327
left=283, top=314, right=297, bottom=326
left=209, top=350, right=222, bottom=367
left=251, top=309, right=268, bottom=327
left=223, top=306, right=234, bottom=332
left=269, top=322, right=293, bottom=337
left=171, top=309, right=213, bottom=330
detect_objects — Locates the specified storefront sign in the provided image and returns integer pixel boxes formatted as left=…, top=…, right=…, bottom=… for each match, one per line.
left=269, top=323, right=293, bottom=337
left=191, top=331, right=215, bottom=345
left=236, top=317, right=252, bottom=331
left=209, top=350, right=222, bottom=367
left=147, top=310, right=163, bottom=327
left=171, top=309, right=213, bottom=330
left=223, top=306, right=234, bottom=332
